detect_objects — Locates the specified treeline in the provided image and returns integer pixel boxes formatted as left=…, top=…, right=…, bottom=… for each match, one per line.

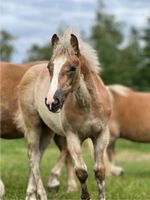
left=0, top=11, right=149, bottom=91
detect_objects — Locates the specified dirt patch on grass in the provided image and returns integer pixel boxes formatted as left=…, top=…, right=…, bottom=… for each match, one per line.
left=116, top=150, right=150, bottom=161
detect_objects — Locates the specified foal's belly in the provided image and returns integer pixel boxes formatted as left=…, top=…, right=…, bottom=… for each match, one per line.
left=74, top=117, right=103, bottom=140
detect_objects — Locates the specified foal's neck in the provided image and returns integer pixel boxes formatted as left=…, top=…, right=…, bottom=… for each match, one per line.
left=75, top=75, right=91, bottom=107
left=75, top=59, right=103, bottom=109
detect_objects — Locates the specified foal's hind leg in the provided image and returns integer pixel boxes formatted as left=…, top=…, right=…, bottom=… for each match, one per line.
left=47, top=135, right=67, bottom=192
left=47, top=148, right=67, bottom=192
left=67, top=133, right=90, bottom=200
left=93, top=126, right=109, bottom=200
left=47, top=135, right=77, bottom=192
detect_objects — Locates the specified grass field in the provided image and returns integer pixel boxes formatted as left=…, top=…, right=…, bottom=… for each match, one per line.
left=1, top=138, right=150, bottom=200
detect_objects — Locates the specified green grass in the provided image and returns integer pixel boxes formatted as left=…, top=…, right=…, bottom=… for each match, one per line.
left=0, top=138, right=150, bottom=200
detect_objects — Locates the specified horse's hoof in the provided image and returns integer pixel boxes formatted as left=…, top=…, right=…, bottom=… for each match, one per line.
left=81, top=194, right=91, bottom=200
left=67, top=181, right=77, bottom=192
left=111, top=166, right=124, bottom=176
left=115, top=169, right=124, bottom=176
left=119, top=170, right=124, bottom=176
left=47, top=185, right=60, bottom=192
left=25, top=193, right=37, bottom=200
left=67, top=186, right=77, bottom=193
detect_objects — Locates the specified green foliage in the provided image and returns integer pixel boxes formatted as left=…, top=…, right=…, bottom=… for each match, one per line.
left=0, top=30, right=15, bottom=62
left=25, top=43, right=52, bottom=62
left=90, top=10, right=144, bottom=90
left=136, top=17, right=150, bottom=91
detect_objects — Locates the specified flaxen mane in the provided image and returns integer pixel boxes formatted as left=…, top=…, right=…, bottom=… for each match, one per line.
left=107, top=84, right=131, bottom=97
left=53, top=28, right=100, bottom=73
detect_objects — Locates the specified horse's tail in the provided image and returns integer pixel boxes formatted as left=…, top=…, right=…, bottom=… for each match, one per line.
left=85, top=138, right=111, bottom=176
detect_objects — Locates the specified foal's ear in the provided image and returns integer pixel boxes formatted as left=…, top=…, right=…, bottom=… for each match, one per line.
left=51, top=34, right=59, bottom=48
left=70, top=34, right=80, bottom=55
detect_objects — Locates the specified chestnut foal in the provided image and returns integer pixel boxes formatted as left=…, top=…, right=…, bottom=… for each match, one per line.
left=18, top=29, right=111, bottom=200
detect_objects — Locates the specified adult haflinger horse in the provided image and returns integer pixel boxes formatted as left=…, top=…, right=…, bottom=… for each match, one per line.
left=18, top=29, right=112, bottom=200
left=107, top=84, right=150, bottom=175
left=0, top=61, right=47, bottom=139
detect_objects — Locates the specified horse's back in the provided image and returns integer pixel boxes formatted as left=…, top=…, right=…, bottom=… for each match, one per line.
left=110, top=88, right=150, bottom=142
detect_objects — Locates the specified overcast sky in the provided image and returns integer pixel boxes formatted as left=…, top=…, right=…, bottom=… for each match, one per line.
left=1, top=0, right=150, bottom=62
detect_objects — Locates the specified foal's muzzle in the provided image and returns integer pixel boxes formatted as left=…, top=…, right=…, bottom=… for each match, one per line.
left=45, top=90, right=65, bottom=113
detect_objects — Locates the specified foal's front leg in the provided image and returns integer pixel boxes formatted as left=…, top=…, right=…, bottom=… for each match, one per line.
left=26, top=127, right=49, bottom=200
left=67, top=133, right=90, bottom=200
left=93, top=126, right=109, bottom=200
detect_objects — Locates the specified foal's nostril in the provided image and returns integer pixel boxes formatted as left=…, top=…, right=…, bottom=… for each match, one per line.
left=45, top=97, right=48, bottom=105
left=53, top=97, right=60, bottom=105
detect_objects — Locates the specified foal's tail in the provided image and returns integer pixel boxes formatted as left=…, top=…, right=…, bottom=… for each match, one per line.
left=85, top=139, right=111, bottom=176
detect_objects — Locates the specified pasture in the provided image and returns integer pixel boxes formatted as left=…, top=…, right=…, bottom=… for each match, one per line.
left=1, top=139, right=150, bottom=200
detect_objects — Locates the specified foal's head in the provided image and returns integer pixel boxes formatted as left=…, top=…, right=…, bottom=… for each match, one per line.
left=45, top=33, right=82, bottom=113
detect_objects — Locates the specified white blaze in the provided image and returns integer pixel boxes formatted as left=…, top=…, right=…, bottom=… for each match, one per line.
left=46, top=56, right=67, bottom=105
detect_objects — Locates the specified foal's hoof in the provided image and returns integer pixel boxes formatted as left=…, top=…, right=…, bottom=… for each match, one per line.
left=25, top=193, right=37, bottom=200
left=47, top=185, right=60, bottom=192
left=81, top=194, right=91, bottom=200
left=67, top=180, right=77, bottom=192
left=111, top=166, right=124, bottom=176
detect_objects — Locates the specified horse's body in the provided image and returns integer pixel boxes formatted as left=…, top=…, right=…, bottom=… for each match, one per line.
left=18, top=29, right=111, bottom=200
left=0, top=62, right=35, bottom=138
left=0, top=61, right=47, bottom=139
left=107, top=84, right=150, bottom=175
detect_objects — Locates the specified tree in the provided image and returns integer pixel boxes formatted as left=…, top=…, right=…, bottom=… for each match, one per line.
left=25, top=43, right=52, bottom=62
left=90, top=2, right=143, bottom=89
left=119, top=27, right=141, bottom=89
left=137, top=17, right=150, bottom=91
left=90, top=10, right=125, bottom=84
left=0, top=30, right=15, bottom=61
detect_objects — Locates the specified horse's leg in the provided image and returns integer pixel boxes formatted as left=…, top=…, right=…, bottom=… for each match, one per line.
left=93, top=126, right=110, bottom=200
left=24, top=117, right=53, bottom=200
left=38, top=126, right=55, bottom=193
left=26, top=170, right=36, bottom=200
left=47, top=149, right=67, bottom=191
left=67, top=133, right=90, bottom=200
left=47, top=135, right=68, bottom=192
left=25, top=125, right=48, bottom=200
left=65, top=151, right=77, bottom=192
left=107, top=137, right=124, bottom=176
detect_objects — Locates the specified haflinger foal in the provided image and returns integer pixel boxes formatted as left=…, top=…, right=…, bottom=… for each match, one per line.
left=18, top=29, right=112, bottom=200
left=47, top=84, right=150, bottom=190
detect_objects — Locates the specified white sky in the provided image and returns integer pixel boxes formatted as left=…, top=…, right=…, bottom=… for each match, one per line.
left=0, top=0, right=150, bottom=62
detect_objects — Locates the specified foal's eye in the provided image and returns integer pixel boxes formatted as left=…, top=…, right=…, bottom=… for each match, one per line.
left=69, top=64, right=76, bottom=72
